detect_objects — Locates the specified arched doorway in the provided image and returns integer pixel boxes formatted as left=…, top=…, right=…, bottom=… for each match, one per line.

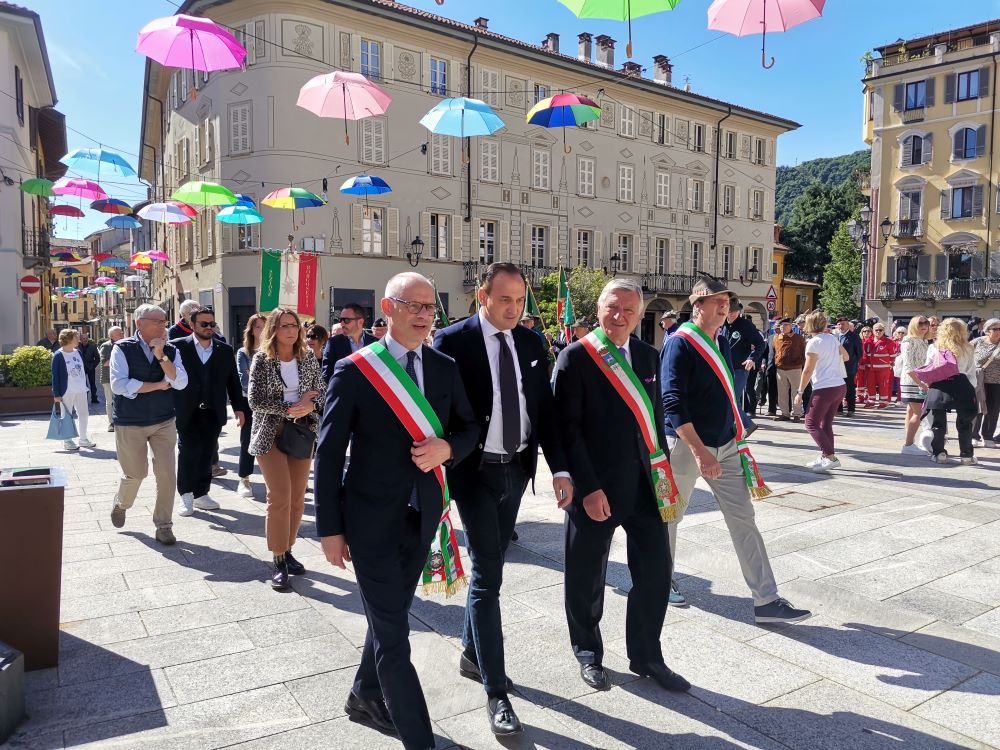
left=744, top=301, right=768, bottom=333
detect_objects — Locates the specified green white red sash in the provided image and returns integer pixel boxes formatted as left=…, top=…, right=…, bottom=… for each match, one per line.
left=580, top=328, right=682, bottom=521
left=348, top=342, right=466, bottom=596
left=674, top=322, right=772, bottom=499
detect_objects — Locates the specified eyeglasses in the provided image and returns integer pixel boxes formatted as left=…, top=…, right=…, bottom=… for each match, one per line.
left=917, top=320, right=929, bottom=325
left=388, top=297, right=437, bottom=315
left=337, top=316, right=361, bottom=323
left=279, top=323, right=300, bottom=330
left=196, top=321, right=217, bottom=329
left=138, top=317, right=167, bottom=324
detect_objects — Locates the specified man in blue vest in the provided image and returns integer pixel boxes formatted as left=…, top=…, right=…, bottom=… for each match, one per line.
left=109, top=304, right=189, bottom=545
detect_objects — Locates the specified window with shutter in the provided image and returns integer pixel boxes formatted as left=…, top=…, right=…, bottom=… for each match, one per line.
left=430, top=134, right=451, bottom=175
left=430, top=214, right=449, bottom=259
left=751, top=189, right=764, bottom=220
left=618, top=164, right=634, bottom=202
left=430, top=58, right=448, bottom=96
left=722, top=184, right=735, bottom=216
left=530, top=226, right=546, bottom=266
left=576, top=230, right=592, bottom=267
left=480, top=68, right=500, bottom=107
left=533, top=84, right=548, bottom=105
left=619, top=106, right=635, bottom=138
left=722, top=245, right=733, bottom=279
left=362, top=207, right=384, bottom=254
left=578, top=157, right=595, bottom=197
left=724, top=131, right=737, bottom=159
left=904, top=81, right=926, bottom=110
left=693, top=124, right=705, bottom=152
left=957, top=70, right=980, bottom=101
left=481, top=139, right=499, bottom=182
left=479, top=220, right=496, bottom=263
left=361, top=39, right=381, bottom=80
left=229, top=103, right=251, bottom=155
left=654, top=238, right=668, bottom=274
left=753, top=137, right=765, bottom=165
left=655, top=171, right=670, bottom=207
left=692, top=180, right=704, bottom=212
left=533, top=149, right=551, bottom=190
left=617, top=234, right=632, bottom=272
left=690, top=241, right=701, bottom=274
left=656, top=113, right=668, bottom=145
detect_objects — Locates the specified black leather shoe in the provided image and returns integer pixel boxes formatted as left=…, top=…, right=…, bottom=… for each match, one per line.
left=580, top=662, right=611, bottom=690
left=284, top=549, right=306, bottom=576
left=271, top=559, right=289, bottom=590
left=459, top=651, right=514, bottom=691
left=630, top=661, right=691, bottom=692
left=345, top=690, right=397, bottom=735
left=487, top=695, right=523, bottom=736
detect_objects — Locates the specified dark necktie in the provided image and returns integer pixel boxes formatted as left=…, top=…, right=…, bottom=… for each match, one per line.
left=406, top=350, right=420, bottom=511
left=619, top=346, right=628, bottom=364
left=496, top=332, right=520, bottom=457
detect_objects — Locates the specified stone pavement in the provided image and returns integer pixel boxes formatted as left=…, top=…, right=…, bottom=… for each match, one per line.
left=3, top=399, right=1000, bottom=749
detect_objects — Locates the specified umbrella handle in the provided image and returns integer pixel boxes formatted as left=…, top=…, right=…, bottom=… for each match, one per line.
left=760, top=8, right=775, bottom=69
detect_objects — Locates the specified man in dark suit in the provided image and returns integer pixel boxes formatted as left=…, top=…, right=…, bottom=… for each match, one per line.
left=321, top=302, right=377, bottom=382
left=434, top=263, right=572, bottom=736
left=169, top=307, right=245, bottom=516
left=315, top=272, right=478, bottom=750
left=837, top=316, right=863, bottom=415
left=553, top=278, right=690, bottom=695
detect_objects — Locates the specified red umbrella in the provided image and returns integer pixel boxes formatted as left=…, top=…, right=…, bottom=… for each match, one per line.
left=50, top=205, right=85, bottom=218
left=167, top=200, right=198, bottom=217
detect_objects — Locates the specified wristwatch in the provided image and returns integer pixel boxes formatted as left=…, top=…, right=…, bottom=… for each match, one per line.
left=159, top=354, right=169, bottom=362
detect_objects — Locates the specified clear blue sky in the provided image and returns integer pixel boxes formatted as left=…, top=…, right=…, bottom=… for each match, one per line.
left=19, top=0, right=1000, bottom=239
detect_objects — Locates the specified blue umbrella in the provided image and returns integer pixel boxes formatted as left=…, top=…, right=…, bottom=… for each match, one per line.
left=59, top=267, right=80, bottom=275
left=419, top=97, right=505, bottom=137
left=106, top=215, right=142, bottom=230
left=226, top=193, right=257, bottom=208
left=339, top=174, right=392, bottom=196
left=216, top=205, right=264, bottom=225
left=60, top=148, right=137, bottom=178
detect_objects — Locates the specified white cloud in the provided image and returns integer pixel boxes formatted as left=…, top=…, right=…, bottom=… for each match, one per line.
left=49, top=43, right=108, bottom=80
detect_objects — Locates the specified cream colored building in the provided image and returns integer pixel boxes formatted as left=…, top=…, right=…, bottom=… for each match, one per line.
left=139, top=0, right=797, bottom=346
left=863, top=18, right=1000, bottom=325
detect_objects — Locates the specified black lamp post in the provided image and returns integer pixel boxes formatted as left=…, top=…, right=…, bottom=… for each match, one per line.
left=607, top=252, right=622, bottom=277
left=407, top=236, right=424, bottom=268
left=846, top=205, right=892, bottom=319
left=739, top=264, right=759, bottom=287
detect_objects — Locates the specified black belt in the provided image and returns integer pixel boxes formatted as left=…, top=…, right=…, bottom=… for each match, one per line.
left=481, top=451, right=521, bottom=464
left=197, top=403, right=216, bottom=410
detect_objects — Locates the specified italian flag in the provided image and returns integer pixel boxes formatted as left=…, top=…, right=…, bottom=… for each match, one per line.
left=433, top=283, right=449, bottom=329
left=557, top=268, right=574, bottom=341
left=525, top=283, right=541, bottom=318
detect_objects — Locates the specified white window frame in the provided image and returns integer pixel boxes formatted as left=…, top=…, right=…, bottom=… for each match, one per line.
left=751, top=189, right=764, bottom=220
left=533, top=84, right=548, bottom=104
left=429, top=213, right=449, bottom=260
left=619, top=106, right=635, bottom=138
left=479, top=220, right=496, bottom=263
left=430, top=57, right=448, bottom=96
left=655, top=113, right=667, bottom=145
left=481, top=139, right=499, bottom=183
left=578, top=156, right=595, bottom=197
left=362, top=206, right=384, bottom=255
left=725, top=131, right=737, bottom=159
left=655, top=171, right=669, bottom=208
left=753, top=137, right=766, bottom=165
left=691, top=240, right=702, bottom=274
left=430, top=133, right=451, bottom=176
left=618, top=163, right=634, bottom=202
left=577, top=229, right=592, bottom=267
left=530, top=225, right=547, bottom=267
left=692, top=179, right=705, bottom=212
left=532, top=148, right=551, bottom=191
left=693, top=123, right=705, bottom=153
left=655, top=237, right=668, bottom=274
left=361, top=38, right=381, bottom=80
left=722, top=244, right=733, bottom=279
left=723, top=184, right=735, bottom=216
left=617, top=233, right=632, bottom=272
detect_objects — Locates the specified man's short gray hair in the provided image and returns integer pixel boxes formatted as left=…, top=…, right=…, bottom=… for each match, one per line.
left=108, top=326, right=124, bottom=337
left=385, top=272, right=433, bottom=299
left=597, top=278, right=645, bottom=314
left=134, top=304, right=166, bottom=321
left=179, top=299, right=201, bottom=317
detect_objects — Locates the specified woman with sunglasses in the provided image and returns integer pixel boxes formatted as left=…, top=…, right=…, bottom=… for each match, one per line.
left=236, top=313, right=267, bottom=498
left=248, top=307, right=326, bottom=589
left=897, top=316, right=931, bottom=455
left=972, top=319, right=1000, bottom=447
left=306, top=324, right=329, bottom=363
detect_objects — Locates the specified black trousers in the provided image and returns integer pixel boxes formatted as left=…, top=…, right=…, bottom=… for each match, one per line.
left=455, top=460, right=527, bottom=694
left=238, top=408, right=255, bottom=477
left=980, top=383, right=1000, bottom=442
left=766, top=366, right=778, bottom=414
left=564, top=491, right=671, bottom=668
left=931, top=407, right=976, bottom=458
left=177, top=409, right=223, bottom=497
left=841, top=373, right=857, bottom=413
left=352, top=506, right=438, bottom=750
left=86, top=368, right=98, bottom=402
left=744, top=369, right=759, bottom=413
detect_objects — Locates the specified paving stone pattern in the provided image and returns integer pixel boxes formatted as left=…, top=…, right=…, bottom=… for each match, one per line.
left=4, top=403, right=1000, bottom=749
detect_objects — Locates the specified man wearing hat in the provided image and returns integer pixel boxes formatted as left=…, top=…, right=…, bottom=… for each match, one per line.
left=773, top=318, right=806, bottom=421
left=553, top=319, right=592, bottom=356
left=661, top=277, right=811, bottom=624
left=723, top=300, right=764, bottom=435
left=519, top=310, right=548, bottom=348
left=659, top=311, right=679, bottom=339
left=372, top=318, right=387, bottom=340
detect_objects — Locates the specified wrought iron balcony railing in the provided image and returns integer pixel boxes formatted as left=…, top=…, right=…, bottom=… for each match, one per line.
left=892, top=219, right=923, bottom=238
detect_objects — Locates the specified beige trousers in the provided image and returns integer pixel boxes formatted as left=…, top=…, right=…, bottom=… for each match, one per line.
left=776, top=368, right=802, bottom=417
left=114, top=418, right=177, bottom=530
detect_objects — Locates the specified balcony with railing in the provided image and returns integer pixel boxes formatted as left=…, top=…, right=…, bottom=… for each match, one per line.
left=892, top=219, right=923, bottom=239
left=462, top=261, right=560, bottom=289
left=881, top=278, right=1000, bottom=301
left=901, top=107, right=925, bottom=124
left=22, top=226, right=51, bottom=262
left=641, top=273, right=697, bottom=296
left=879, top=281, right=931, bottom=300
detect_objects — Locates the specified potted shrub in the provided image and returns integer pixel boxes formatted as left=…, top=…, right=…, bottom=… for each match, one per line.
left=0, top=345, right=54, bottom=415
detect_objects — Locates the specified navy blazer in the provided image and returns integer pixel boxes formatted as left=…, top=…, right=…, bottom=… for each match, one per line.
left=169, top=335, right=246, bottom=430
left=434, top=315, right=568, bottom=497
left=321, top=333, right=377, bottom=383
left=313, top=344, right=478, bottom=541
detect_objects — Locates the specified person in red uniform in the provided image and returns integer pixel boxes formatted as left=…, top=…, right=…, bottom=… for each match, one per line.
left=856, top=325, right=873, bottom=406
left=863, top=323, right=897, bottom=408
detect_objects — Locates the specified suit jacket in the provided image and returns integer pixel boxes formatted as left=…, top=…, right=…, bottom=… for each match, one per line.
left=321, top=332, right=377, bottom=383
left=314, top=345, right=478, bottom=542
left=170, top=335, right=246, bottom=430
left=553, top=337, right=666, bottom=518
left=434, top=315, right=567, bottom=497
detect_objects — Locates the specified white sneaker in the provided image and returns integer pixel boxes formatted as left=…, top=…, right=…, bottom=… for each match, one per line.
left=63, top=439, right=79, bottom=451
left=972, top=438, right=985, bottom=448
left=178, top=492, right=195, bottom=516
left=237, top=477, right=254, bottom=498
left=901, top=444, right=928, bottom=456
left=917, top=430, right=934, bottom=453
left=805, top=455, right=824, bottom=469
left=960, top=456, right=978, bottom=466
left=933, top=452, right=950, bottom=464
left=821, top=457, right=842, bottom=471
left=193, top=494, right=220, bottom=510
left=78, top=437, right=96, bottom=448
left=984, top=440, right=997, bottom=448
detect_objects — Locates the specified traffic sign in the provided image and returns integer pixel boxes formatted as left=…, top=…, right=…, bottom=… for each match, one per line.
left=765, top=285, right=777, bottom=300
left=766, top=300, right=776, bottom=312
left=19, top=275, right=41, bottom=295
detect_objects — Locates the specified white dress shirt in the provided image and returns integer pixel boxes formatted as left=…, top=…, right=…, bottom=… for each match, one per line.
left=382, top=333, right=423, bottom=393
left=479, top=311, right=531, bottom=455
left=194, top=339, right=214, bottom=365
left=110, top=335, right=188, bottom=398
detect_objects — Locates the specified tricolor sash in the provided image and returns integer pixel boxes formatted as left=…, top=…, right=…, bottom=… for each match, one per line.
left=580, top=329, right=682, bottom=521
left=674, top=322, right=772, bottom=499
left=348, top=342, right=467, bottom=596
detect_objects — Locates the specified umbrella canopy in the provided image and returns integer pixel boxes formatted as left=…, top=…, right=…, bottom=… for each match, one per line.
left=166, top=200, right=199, bottom=217
left=123, top=275, right=145, bottom=283
left=557, top=0, right=682, bottom=57
left=419, top=98, right=504, bottom=138
left=50, top=252, right=78, bottom=261
left=261, top=187, right=325, bottom=209
left=217, top=205, right=264, bottom=224
left=137, top=202, right=193, bottom=224
left=93, top=253, right=113, bottom=262
left=129, top=260, right=151, bottom=269
left=526, top=93, right=602, bottom=127
left=145, top=250, right=171, bottom=261
left=94, top=276, right=115, bottom=284
left=59, top=268, right=80, bottom=275
left=339, top=174, right=392, bottom=196
left=90, top=198, right=133, bottom=215
left=136, top=13, right=246, bottom=72
left=52, top=178, right=107, bottom=201
left=63, top=292, right=80, bottom=299
left=225, top=193, right=257, bottom=208
left=60, top=148, right=137, bottom=178
left=106, top=215, right=142, bottom=230
left=20, top=178, right=54, bottom=197
left=707, top=0, right=825, bottom=67
left=297, top=71, right=392, bottom=144
left=98, top=256, right=128, bottom=268
left=171, top=181, right=237, bottom=207
left=130, top=252, right=152, bottom=263
left=50, top=205, right=85, bottom=218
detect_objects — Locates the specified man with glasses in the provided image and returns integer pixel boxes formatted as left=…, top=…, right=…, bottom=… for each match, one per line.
left=836, top=317, right=863, bottom=415
left=321, top=302, right=376, bottom=382
left=170, top=308, right=246, bottom=517
left=109, top=304, right=189, bottom=545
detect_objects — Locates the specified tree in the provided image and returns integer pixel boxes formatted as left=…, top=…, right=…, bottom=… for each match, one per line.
left=782, top=177, right=862, bottom=281
left=819, top=220, right=861, bottom=320
left=535, top=267, right=610, bottom=334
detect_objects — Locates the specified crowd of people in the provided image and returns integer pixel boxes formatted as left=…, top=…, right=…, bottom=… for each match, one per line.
left=41, top=266, right=997, bottom=750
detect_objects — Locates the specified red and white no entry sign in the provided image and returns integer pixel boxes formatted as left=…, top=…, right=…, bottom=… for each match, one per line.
left=19, top=275, right=42, bottom=294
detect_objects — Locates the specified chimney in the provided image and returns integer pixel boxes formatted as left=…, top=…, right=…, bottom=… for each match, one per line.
left=542, top=32, right=559, bottom=53
left=578, top=33, right=593, bottom=63
left=621, top=61, right=642, bottom=77
left=474, top=17, right=489, bottom=30
left=652, top=55, right=673, bottom=86
left=595, top=35, right=615, bottom=68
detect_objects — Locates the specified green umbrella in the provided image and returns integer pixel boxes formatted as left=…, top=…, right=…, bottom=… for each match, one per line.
left=20, top=178, right=55, bottom=197
left=171, top=180, right=237, bottom=207
left=557, top=0, right=682, bottom=57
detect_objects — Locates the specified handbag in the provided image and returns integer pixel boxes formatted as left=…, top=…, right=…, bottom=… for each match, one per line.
left=275, top=417, right=315, bottom=459
left=46, top=403, right=78, bottom=440
left=914, top=348, right=960, bottom=385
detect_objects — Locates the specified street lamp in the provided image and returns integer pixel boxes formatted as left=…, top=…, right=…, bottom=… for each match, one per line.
left=605, top=252, right=622, bottom=277
left=846, top=206, right=892, bottom=319
left=407, top=236, right=424, bottom=267
left=739, top=264, right=759, bottom=287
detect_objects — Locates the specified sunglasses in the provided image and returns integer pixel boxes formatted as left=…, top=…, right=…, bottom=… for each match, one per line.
left=196, top=321, right=217, bottom=329
left=337, top=316, right=361, bottom=323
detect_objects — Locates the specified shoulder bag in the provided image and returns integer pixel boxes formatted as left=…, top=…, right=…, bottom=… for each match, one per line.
left=275, top=361, right=317, bottom=459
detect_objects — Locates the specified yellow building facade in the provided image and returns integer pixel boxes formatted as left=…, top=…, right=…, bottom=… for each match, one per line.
left=863, top=19, right=1000, bottom=326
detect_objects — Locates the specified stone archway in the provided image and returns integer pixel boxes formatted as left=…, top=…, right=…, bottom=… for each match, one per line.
left=745, top=301, right=768, bottom=333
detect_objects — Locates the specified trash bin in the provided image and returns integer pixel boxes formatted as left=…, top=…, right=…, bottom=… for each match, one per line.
left=0, top=467, right=65, bottom=670
left=0, top=642, right=24, bottom=742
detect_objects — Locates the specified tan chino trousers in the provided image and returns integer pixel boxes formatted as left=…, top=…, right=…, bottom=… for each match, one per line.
left=114, top=418, right=177, bottom=530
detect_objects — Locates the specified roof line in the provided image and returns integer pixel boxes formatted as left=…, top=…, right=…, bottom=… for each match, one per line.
left=0, top=2, right=57, bottom=104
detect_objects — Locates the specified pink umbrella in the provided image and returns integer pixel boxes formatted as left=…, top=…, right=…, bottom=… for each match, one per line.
left=136, top=15, right=246, bottom=86
left=146, top=250, right=170, bottom=262
left=94, top=276, right=115, bottom=284
left=707, top=0, right=825, bottom=68
left=52, top=178, right=108, bottom=201
left=297, top=71, right=392, bottom=145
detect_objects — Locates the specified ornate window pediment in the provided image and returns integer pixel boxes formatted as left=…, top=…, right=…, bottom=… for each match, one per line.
left=944, top=168, right=981, bottom=187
